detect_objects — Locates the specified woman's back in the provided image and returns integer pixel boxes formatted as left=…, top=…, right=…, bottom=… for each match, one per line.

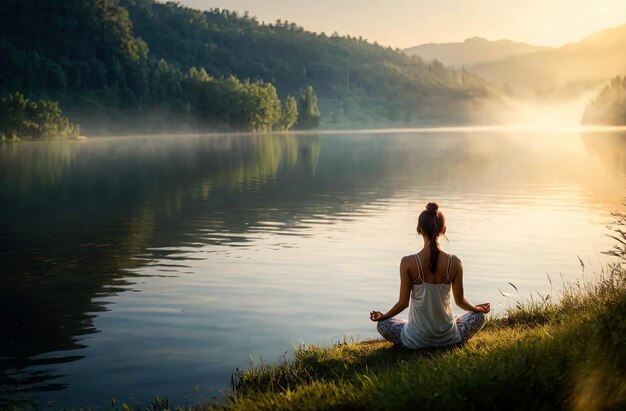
left=408, top=249, right=455, bottom=285
left=400, top=253, right=461, bottom=348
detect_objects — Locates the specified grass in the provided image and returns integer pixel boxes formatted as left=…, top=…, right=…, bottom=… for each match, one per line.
left=211, top=270, right=626, bottom=411
left=130, top=265, right=625, bottom=410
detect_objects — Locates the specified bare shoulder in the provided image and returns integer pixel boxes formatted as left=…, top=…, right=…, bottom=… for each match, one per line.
left=399, top=255, right=417, bottom=281
left=448, top=254, right=463, bottom=278
left=400, top=254, right=415, bottom=267
left=449, top=254, right=462, bottom=266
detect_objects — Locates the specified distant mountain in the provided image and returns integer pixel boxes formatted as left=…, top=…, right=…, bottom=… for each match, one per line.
left=404, top=37, right=550, bottom=66
left=471, top=24, right=626, bottom=95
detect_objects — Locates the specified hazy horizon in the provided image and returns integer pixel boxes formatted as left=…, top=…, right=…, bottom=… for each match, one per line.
left=173, top=0, right=626, bottom=49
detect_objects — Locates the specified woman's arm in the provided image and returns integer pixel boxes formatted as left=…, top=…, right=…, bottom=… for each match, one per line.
left=370, top=257, right=412, bottom=321
left=451, top=257, right=490, bottom=313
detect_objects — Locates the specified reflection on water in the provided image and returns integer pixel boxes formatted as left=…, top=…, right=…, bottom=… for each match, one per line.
left=1, top=130, right=625, bottom=407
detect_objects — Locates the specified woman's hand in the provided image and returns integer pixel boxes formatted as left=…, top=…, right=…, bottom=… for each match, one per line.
left=370, top=310, right=385, bottom=321
left=474, top=303, right=491, bottom=313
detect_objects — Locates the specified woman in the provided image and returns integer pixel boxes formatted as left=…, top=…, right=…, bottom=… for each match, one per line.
left=370, top=202, right=490, bottom=348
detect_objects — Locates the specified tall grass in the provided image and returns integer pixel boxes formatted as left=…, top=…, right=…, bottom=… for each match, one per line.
left=212, top=273, right=625, bottom=411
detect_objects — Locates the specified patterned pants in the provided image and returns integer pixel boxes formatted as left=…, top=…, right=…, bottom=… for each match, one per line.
left=376, top=312, right=485, bottom=346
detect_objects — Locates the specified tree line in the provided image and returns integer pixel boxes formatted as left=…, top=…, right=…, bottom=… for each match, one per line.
left=582, top=76, right=626, bottom=125
left=0, top=0, right=321, bottom=135
left=0, top=0, right=490, bottom=136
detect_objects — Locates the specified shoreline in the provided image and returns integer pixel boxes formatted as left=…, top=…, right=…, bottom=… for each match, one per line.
left=114, top=265, right=625, bottom=411
left=5, top=123, right=626, bottom=145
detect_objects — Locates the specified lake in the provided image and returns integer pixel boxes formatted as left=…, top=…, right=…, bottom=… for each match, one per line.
left=1, top=128, right=625, bottom=407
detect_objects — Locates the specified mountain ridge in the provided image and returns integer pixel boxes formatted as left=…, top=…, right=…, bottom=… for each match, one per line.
left=471, top=23, right=626, bottom=96
left=404, top=37, right=550, bottom=66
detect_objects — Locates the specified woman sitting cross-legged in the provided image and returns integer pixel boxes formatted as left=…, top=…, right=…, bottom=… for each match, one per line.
left=370, top=202, right=490, bottom=348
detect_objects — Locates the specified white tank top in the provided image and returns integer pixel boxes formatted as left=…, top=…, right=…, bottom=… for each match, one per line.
left=400, top=253, right=462, bottom=348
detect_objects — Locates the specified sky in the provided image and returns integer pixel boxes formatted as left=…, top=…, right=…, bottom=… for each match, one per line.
left=173, top=0, right=626, bottom=49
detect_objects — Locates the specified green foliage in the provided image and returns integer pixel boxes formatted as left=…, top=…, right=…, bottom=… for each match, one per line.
left=180, top=72, right=288, bottom=131
left=120, top=0, right=492, bottom=123
left=0, top=0, right=148, bottom=96
left=279, top=95, right=299, bottom=130
left=0, top=92, right=80, bottom=141
left=582, top=76, right=626, bottom=125
left=241, top=80, right=282, bottom=132
left=0, top=0, right=493, bottom=134
left=0, top=1, right=297, bottom=133
left=298, top=86, right=321, bottom=129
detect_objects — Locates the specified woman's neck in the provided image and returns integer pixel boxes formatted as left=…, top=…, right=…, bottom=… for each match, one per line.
left=421, top=236, right=438, bottom=250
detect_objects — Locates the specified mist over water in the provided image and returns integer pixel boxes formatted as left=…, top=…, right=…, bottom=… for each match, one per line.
left=1, top=129, right=625, bottom=407
left=470, top=84, right=605, bottom=130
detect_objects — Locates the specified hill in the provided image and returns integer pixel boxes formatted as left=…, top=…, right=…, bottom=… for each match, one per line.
left=120, top=0, right=494, bottom=125
left=0, top=0, right=496, bottom=133
left=404, top=37, right=549, bottom=67
left=471, top=24, right=626, bottom=97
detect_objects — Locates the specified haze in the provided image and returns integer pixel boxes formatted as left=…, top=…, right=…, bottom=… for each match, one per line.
left=175, top=0, right=626, bottom=48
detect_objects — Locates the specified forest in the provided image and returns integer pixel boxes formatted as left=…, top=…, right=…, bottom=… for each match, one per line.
left=582, top=76, right=626, bottom=125
left=0, top=0, right=494, bottom=135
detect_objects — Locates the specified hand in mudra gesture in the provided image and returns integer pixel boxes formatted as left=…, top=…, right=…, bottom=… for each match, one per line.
left=474, top=303, right=490, bottom=313
left=369, top=310, right=384, bottom=321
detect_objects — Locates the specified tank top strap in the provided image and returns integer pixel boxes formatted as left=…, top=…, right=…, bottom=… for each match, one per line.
left=446, top=254, right=455, bottom=283
left=414, top=253, right=424, bottom=282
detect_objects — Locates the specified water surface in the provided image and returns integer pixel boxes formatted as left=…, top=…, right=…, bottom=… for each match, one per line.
left=1, top=129, right=625, bottom=407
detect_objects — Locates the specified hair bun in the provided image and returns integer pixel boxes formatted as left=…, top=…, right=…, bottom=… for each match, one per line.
left=426, top=202, right=439, bottom=213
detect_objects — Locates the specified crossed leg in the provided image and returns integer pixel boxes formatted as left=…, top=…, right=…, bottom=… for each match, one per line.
left=376, top=312, right=485, bottom=346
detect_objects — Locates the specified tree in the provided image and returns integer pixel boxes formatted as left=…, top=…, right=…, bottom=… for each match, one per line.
left=186, top=66, right=212, bottom=83
left=279, top=95, right=298, bottom=130
left=298, top=85, right=321, bottom=129
left=0, top=92, right=80, bottom=141
left=241, top=80, right=282, bottom=132
left=582, top=76, right=626, bottom=125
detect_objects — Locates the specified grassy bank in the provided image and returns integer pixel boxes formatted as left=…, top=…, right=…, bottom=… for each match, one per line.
left=216, top=273, right=625, bottom=410
left=132, top=260, right=626, bottom=411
